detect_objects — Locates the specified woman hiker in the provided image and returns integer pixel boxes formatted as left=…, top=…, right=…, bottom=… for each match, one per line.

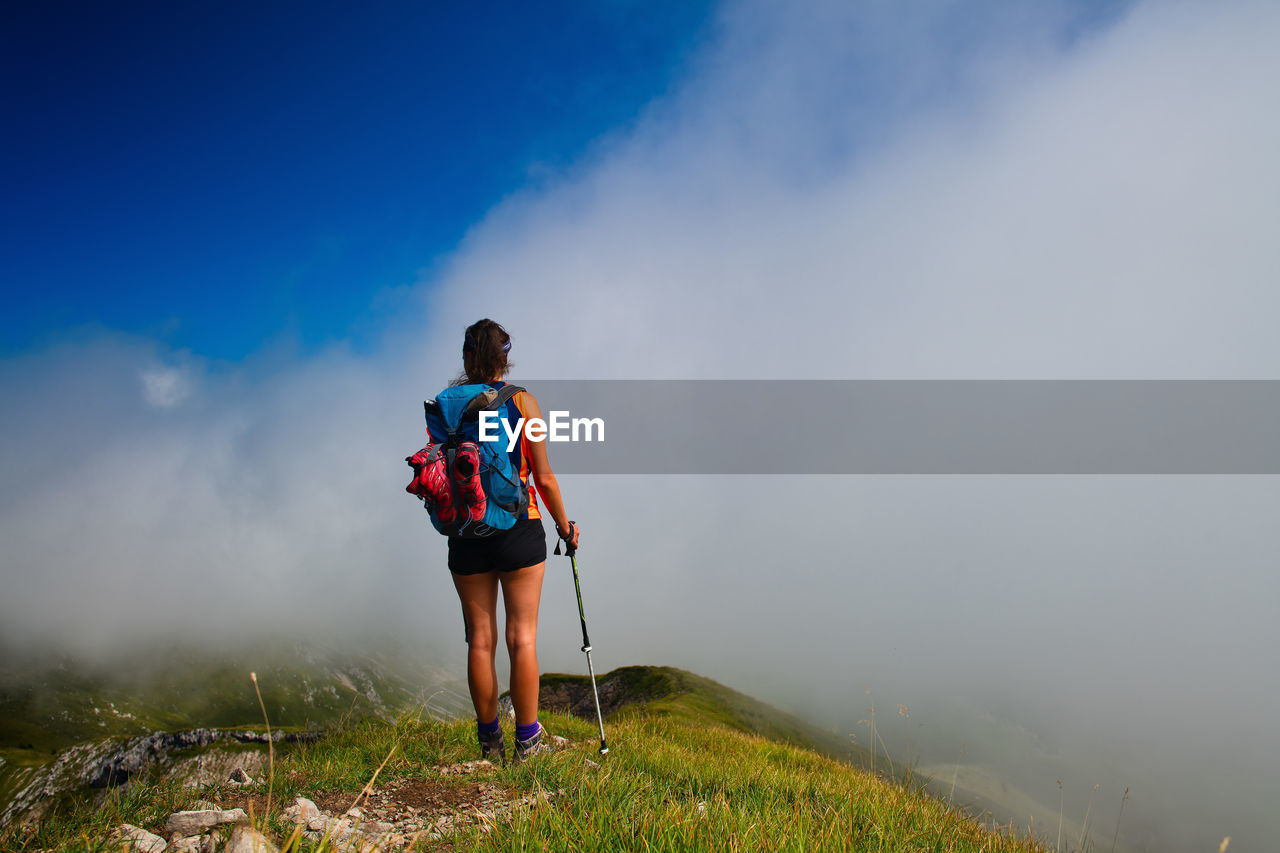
left=416, top=318, right=580, bottom=764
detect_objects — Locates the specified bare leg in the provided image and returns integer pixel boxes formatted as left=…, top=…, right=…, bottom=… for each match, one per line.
left=499, top=561, right=546, bottom=727
left=451, top=571, right=501, bottom=723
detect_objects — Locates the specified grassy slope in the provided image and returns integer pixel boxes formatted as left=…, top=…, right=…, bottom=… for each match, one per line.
left=503, top=728, right=1046, bottom=851
left=7, top=665, right=1050, bottom=852
left=540, top=665, right=888, bottom=770
left=496, top=668, right=1045, bottom=851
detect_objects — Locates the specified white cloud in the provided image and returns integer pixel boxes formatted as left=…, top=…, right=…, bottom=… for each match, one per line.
left=139, top=365, right=192, bottom=408
left=412, top=0, right=1280, bottom=381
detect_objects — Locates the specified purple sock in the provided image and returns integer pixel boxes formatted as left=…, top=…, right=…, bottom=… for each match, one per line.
left=515, top=720, right=541, bottom=742
left=477, top=716, right=500, bottom=737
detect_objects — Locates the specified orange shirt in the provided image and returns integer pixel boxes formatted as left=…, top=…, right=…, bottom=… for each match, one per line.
left=511, top=390, right=541, bottom=520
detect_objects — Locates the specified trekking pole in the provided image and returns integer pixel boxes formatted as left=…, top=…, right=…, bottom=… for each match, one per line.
left=555, top=522, right=608, bottom=754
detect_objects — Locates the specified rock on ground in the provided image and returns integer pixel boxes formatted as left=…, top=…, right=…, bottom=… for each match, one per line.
left=227, top=767, right=255, bottom=785
left=165, top=835, right=218, bottom=853
left=281, top=797, right=322, bottom=825
left=163, top=808, right=248, bottom=837
left=109, top=824, right=167, bottom=853
left=224, top=824, right=279, bottom=853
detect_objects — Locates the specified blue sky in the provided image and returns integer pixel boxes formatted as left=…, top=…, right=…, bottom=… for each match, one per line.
left=3, top=0, right=713, bottom=358
left=1, top=0, right=1144, bottom=362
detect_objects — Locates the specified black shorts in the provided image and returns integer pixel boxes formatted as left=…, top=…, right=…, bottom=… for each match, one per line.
left=448, top=518, right=547, bottom=575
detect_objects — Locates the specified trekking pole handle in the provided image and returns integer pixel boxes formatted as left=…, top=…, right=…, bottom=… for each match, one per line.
left=554, top=520, right=577, bottom=557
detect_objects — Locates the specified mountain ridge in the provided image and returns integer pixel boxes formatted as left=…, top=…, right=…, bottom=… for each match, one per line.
left=3, top=661, right=1050, bottom=852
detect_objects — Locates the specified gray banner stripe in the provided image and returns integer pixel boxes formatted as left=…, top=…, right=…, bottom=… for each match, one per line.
left=496, top=380, right=1280, bottom=474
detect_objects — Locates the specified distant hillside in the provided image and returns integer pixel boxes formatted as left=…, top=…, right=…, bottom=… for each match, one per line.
left=0, top=643, right=469, bottom=828
left=535, top=665, right=886, bottom=770
left=0, top=643, right=467, bottom=748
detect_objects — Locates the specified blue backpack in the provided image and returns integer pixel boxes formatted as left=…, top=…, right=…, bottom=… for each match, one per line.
left=406, top=383, right=530, bottom=538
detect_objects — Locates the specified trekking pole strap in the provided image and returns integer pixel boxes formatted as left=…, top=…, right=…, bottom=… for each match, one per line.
left=553, top=520, right=577, bottom=556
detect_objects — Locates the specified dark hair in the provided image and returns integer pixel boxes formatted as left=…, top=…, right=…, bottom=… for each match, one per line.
left=454, top=319, right=513, bottom=385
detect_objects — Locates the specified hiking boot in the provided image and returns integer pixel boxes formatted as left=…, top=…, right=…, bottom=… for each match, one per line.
left=513, top=725, right=569, bottom=765
left=479, top=728, right=506, bottom=765
left=405, top=449, right=429, bottom=496
left=408, top=446, right=455, bottom=525
left=513, top=727, right=553, bottom=765
left=453, top=442, right=487, bottom=522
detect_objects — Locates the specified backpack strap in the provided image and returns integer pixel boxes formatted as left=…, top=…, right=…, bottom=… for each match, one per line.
left=459, top=388, right=498, bottom=418
left=480, top=384, right=529, bottom=516
left=455, top=385, right=524, bottom=420
left=483, top=384, right=525, bottom=412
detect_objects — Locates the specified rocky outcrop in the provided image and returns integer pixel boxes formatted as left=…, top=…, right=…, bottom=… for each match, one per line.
left=538, top=670, right=663, bottom=720
left=88, top=729, right=319, bottom=788
left=167, top=748, right=267, bottom=789
left=0, top=728, right=319, bottom=828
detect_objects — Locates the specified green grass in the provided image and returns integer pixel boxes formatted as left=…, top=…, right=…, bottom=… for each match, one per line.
left=483, top=707, right=1047, bottom=852
left=541, top=666, right=876, bottom=767
left=3, top=666, right=1051, bottom=852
